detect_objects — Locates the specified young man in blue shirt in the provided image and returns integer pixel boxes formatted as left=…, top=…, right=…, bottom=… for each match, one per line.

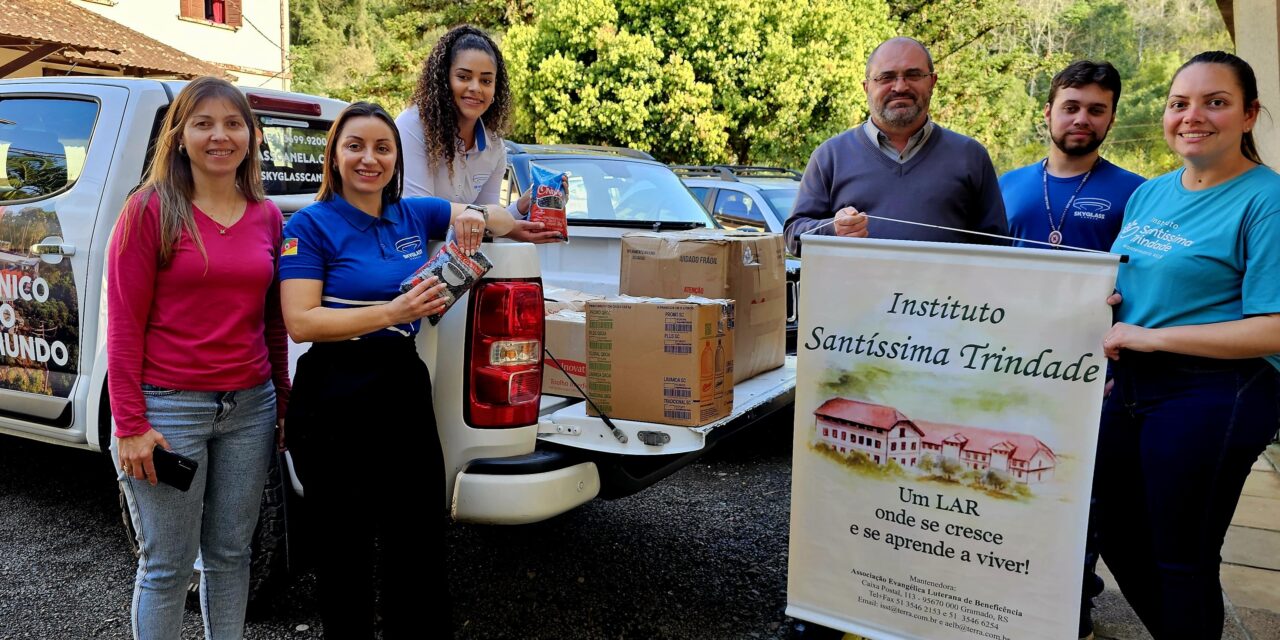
left=1001, top=61, right=1145, bottom=253
left=1000, top=61, right=1144, bottom=640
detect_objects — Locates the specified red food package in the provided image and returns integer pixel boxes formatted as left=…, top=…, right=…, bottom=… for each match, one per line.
left=529, top=164, right=568, bottom=240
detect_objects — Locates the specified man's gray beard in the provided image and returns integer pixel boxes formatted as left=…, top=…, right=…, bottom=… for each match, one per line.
left=876, top=102, right=922, bottom=128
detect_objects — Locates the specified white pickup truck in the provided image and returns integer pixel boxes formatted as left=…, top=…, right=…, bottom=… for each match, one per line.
left=0, top=77, right=796, bottom=602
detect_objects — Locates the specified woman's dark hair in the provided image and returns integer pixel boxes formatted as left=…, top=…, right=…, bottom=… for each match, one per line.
left=1173, top=51, right=1265, bottom=165
left=410, top=25, right=511, bottom=179
left=316, top=102, right=405, bottom=208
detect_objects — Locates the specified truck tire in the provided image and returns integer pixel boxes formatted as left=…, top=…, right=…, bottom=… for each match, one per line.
left=115, top=451, right=292, bottom=614
left=244, top=450, right=290, bottom=614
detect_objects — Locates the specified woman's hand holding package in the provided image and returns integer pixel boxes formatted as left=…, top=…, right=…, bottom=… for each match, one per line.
left=451, top=208, right=487, bottom=254
left=384, top=276, right=449, bottom=325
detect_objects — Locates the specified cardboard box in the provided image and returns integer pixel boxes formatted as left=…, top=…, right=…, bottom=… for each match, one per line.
left=585, top=297, right=734, bottom=427
left=619, top=230, right=785, bottom=383
left=542, top=310, right=587, bottom=398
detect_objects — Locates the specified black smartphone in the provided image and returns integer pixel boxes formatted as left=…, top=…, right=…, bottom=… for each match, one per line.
left=152, top=446, right=198, bottom=491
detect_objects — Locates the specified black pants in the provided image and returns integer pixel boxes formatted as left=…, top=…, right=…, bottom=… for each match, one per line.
left=287, top=337, right=448, bottom=639
left=1096, top=352, right=1278, bottom=639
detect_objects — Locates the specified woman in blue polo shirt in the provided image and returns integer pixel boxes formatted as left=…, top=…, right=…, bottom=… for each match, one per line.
left=278, top=101, right=516, bottom=638
left=1097, top=51, right=1280, bottom=639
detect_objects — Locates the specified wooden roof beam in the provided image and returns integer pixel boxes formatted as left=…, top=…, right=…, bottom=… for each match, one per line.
left=0, top=43, right=63, bottom=78
left=1216, top=0, right=1235, bottom=42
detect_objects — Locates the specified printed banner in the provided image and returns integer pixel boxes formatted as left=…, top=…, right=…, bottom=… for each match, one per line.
left=786, top=236, right=1120, bottom=640
left=0, top=204, right=80, bottom=397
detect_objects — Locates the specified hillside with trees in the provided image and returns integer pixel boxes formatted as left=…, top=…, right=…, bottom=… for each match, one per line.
left=290, top=0, right=1232, bottom=176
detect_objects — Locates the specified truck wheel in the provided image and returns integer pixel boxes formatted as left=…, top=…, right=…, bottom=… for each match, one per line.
left=116, top=452, right=292, bottom=615
left=244, top=451, right=290, bottom=613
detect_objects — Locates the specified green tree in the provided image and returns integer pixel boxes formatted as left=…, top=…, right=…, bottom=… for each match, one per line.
left=982, top=468, right=1010, bottom=491
left=888, top=0, right=1049, bottom=171
left=505, top=0, right=895, bottom=165
left=290, top=0, right=379, bottom=97
left=918, top=452, right=937, bottom=474
left=939, top=456, right=964, bottom=481
left=290, top=0, right=449, bottom=109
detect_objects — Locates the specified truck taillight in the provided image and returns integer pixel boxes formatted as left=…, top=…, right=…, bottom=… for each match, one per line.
left=246, top=93, right=323, bottom=116
left=465, top=280, right=544, bottom=428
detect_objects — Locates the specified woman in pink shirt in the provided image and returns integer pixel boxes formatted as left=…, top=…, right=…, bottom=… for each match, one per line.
left=107, top=76, right=290, bottom=639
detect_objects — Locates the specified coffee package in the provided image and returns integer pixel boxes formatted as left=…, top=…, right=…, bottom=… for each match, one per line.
left=399, top=228, right=494, bottom=325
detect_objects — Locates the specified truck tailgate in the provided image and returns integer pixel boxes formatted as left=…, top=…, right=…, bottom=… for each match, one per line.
left=536, top=356, right=796, bottom=455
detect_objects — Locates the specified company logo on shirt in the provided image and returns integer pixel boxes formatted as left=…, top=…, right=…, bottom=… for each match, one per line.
left=472, top=173, right=490, bottom=193
left=395, top=236, right=424, bottom=259
left=1118, top=221, right=1140, bottom=240
left=1071, top=197, right=1112, bottom=221
left=1118, top=217, right=1194, bottom=258
left=280, top=238, right=298, bottom=256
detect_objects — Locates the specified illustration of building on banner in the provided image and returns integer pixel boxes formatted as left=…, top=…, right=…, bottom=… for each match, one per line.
left=813, top=398, right=1056, bottom=484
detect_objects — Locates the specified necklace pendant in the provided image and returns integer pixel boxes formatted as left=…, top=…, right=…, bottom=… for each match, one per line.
left=1048, top=230, right=1063, bottom=246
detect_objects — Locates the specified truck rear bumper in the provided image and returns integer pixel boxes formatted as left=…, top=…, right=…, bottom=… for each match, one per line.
left=451, top=452, right=600, bottom=524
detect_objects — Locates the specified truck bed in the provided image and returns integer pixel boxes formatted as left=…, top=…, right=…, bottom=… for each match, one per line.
left=536, top=357, right=796, bottom=455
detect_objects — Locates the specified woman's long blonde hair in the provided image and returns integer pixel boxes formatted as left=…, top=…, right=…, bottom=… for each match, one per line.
left=117, top=76, right=265, bottom=264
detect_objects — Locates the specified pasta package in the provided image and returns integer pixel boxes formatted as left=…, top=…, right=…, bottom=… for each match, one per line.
left=529, top=164, right=568, bottom=240
left=399, top=228, right=494, bottom=325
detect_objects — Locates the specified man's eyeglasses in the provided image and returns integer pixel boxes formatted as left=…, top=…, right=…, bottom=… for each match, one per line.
left=869, top=71, right=935, bottom=86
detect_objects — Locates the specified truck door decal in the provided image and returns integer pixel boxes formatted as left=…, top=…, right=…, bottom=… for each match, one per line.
left=0, top=95, right=97, bottom=402
left=0, top=203, right=78, bottom=397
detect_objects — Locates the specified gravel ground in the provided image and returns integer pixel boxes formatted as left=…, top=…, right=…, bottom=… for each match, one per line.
left=0, top=413, right=797, bottom=640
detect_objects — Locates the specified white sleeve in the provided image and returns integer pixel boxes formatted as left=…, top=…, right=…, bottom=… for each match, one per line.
left=396, top=109, right=436, bottom=199
left=474, top=140, right=506, bottom=206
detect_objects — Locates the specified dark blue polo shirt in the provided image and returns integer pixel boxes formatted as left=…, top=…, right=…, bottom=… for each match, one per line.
left=280, top=194, right=452, bottom=338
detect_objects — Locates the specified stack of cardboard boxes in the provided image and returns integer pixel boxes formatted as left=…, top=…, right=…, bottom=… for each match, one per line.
left=541, top=287, right=601, bottom=399
left=541, top=230, right=786, bottom=427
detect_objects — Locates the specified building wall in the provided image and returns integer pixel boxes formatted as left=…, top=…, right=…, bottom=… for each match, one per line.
left=1234, top=0, right=1280, bottom=165
left=73, top=0, right=289, bottom=90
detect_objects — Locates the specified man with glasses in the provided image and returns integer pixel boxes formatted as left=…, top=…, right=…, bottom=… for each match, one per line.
left=783, top=37, right=1007, bottom=255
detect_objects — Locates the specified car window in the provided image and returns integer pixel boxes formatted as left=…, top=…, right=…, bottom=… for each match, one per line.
left=712, top=189, right=767, bottom=231
left=760, top=188, right=798, bottom=219
left=258, top=116, right=329, bottom=196
left=688, top=186, right=710, bottom=205
left=0, top=98, right=97, bottom=202
left=528, top=158, right=712, bottom=226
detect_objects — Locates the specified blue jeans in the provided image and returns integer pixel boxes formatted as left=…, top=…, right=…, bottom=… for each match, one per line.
left=1095, top=352, right=1279, bottom=639
left=112, top=380, right=276, bottom=640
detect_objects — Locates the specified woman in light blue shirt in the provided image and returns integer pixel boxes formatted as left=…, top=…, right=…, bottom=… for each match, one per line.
left=1096, top=51, right=1280, bottom=640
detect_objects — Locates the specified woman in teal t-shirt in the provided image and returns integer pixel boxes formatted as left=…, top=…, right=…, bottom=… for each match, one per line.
left=1097, top=51, right=1280, bottom=639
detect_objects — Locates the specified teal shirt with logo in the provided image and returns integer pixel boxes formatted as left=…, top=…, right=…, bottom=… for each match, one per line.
left=1111, top=164, right=1280, bottom=370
